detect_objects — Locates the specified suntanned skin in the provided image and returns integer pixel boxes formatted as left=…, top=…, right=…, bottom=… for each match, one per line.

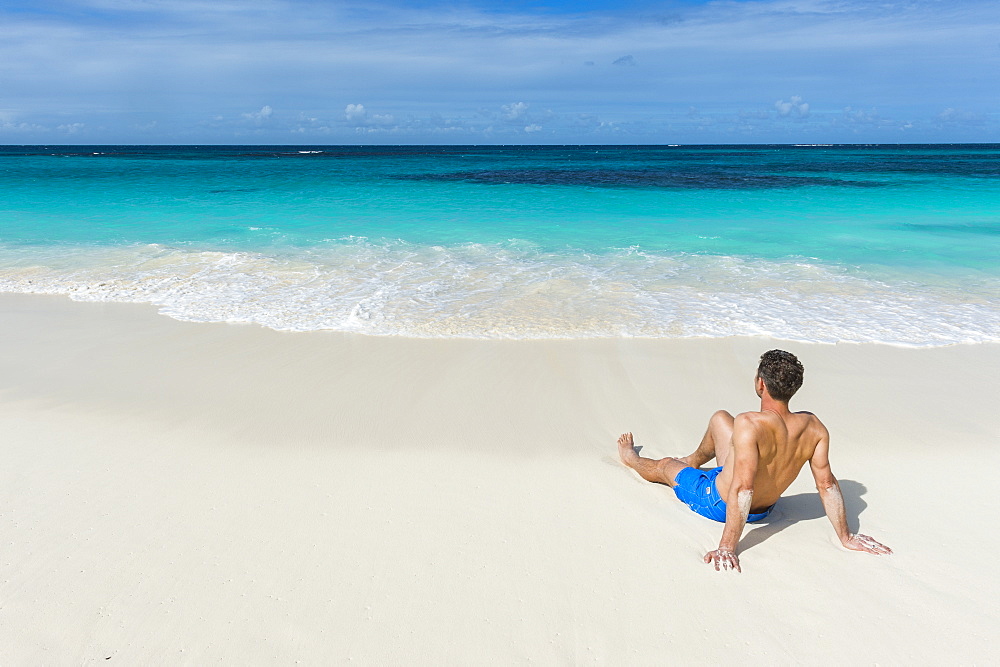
left=617, top=374, right=891, bottom=573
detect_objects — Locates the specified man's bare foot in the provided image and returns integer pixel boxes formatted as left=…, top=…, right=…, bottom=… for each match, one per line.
left=618, top=432, right=639, bottom=468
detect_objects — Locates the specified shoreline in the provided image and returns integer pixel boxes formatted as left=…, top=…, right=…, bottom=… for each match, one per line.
left=2, top=237, right=997, bottom=346
left=3, top=279, right=996, bottom=347
left=1, top=293, right=997, bottom=662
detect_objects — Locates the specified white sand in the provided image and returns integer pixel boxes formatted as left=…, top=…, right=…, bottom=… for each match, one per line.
left=1, top=293, right=997, bottom=663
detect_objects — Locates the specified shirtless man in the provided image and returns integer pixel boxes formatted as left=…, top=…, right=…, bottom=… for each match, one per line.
left=617, top=349, right=891, bottom=573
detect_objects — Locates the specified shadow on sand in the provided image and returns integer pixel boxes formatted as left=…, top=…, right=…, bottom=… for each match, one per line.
left=739, top=479, right=868, bottom=552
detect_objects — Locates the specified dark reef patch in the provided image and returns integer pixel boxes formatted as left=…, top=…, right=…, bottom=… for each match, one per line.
left=397, top=168, right=890, bottom=190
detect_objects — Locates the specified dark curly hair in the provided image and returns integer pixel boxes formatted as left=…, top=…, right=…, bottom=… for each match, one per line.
left=756, top=350, right=804, bottom=402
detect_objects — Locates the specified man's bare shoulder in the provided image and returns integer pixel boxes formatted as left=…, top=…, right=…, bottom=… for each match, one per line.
left=731, top=410, right=780, bottom=436
left=793, top=410, right=829, bottom=434
left=736, top=409, right=829, bottom=440
left=733, top=409, right=783, bottom=425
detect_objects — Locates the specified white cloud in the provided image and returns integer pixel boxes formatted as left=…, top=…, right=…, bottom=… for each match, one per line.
left=839, top=106, right=882, bottom=125
left=935, top=107, right=986, bottom=126
left=57, top=122, right=85, bottom=134
left=242, top=105, right=273, bottom=123
left=344, top=103, right=395, bottom=128
left=502, top=102, right=529, bottom=121
left=937, top=107, right=958, bottom=122
left=0, top=110, right=49, bottom=134
left=524, top=124, right=542, bottom=133
left=0, top=120, right=47, bottom=133
left=345, top=103, right=366, bottom=123
left=775, top=96, right=810, bottom=118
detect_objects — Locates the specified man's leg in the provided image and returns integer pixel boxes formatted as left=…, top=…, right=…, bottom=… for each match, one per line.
left=679, top=410, right=735, bottom=469
left=617, top=432, right=688, bottom=487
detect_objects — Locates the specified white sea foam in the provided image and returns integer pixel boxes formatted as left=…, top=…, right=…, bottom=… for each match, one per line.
left=0, top=240, right=997, bottom=345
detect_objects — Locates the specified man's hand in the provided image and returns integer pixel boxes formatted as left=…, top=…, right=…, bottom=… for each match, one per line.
left=842, top=533, right=892, bottom=555
left=704, top=549, right=741, bottom=572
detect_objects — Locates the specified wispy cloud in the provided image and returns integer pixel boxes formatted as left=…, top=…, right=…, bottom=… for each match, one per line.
left=242, top=105, right=273, bottom=124
left=0, top=0, right=996, bottom=143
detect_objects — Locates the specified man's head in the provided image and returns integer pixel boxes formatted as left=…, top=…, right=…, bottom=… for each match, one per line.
left=755, top=349, right=804, bottom=403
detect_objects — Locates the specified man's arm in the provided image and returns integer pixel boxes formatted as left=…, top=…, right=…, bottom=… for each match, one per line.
left=810, top=428, right=892, bottom=555
left=704, top=415, right=758, bottom=572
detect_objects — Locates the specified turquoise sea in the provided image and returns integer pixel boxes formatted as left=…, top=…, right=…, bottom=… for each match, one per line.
left=0, top=144, right=997, bottom=345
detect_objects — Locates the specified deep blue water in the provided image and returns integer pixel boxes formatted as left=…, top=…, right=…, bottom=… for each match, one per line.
left=0, top=144, right=997, bottom=343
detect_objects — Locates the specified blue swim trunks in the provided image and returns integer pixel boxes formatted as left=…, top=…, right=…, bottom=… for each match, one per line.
left=672, top=466, right=774, bottom=523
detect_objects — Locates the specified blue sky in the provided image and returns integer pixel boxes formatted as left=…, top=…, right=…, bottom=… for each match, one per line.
left=1, top=0, right=998, bottom=144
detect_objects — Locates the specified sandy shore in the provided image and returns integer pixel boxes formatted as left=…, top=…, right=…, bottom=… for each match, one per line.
left=1, top=293, right=997, bottom=663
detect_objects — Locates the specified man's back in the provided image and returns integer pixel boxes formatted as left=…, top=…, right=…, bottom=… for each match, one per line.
left=715, top=408, right=829, bottom=511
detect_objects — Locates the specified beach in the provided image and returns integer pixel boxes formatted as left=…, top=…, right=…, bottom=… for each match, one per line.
left=2, top=292, right=997, bottom=663
left=3, top=0, right=999, bottom=657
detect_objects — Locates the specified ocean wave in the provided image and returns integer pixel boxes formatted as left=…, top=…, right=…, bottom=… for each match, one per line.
left=0, top=240, right=997, bottom=345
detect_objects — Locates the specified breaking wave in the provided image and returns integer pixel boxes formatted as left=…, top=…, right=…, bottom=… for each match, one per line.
left=0, top=239, right=997, bottom=345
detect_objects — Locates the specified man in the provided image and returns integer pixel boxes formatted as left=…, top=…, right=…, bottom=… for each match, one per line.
left=617, top=349, right=891, bottom=573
